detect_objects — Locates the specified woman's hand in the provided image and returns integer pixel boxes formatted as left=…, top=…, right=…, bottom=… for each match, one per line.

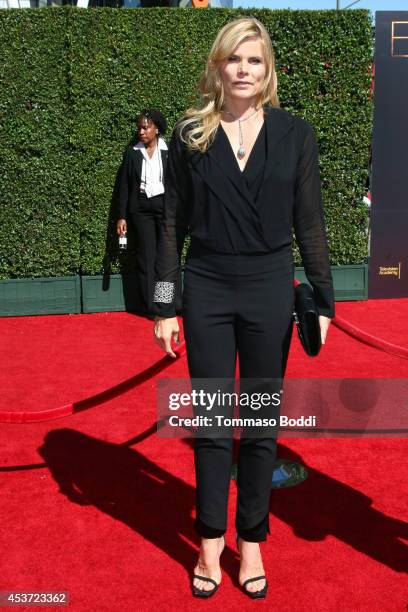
left=319, top=315, right=331, bottom=345
left=154, top=316, right=180, bottom=358
left=117, top=219, right=127, bottom=236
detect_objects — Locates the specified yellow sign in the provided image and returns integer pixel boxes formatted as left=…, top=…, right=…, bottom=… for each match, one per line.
left=378, top=262, right=402, bottom=278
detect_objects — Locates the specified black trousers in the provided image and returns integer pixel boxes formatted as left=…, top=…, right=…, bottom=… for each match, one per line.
left=130, top=193, right=183, bottom=318
left=130, top=194, right=164, bottom=318
left=182, top=241, right=294, bottom=542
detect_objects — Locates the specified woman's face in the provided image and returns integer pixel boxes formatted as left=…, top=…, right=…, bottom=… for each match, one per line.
left=137, top=117, right=158, bottom=146
left=219, top=37, right=266, bottom=104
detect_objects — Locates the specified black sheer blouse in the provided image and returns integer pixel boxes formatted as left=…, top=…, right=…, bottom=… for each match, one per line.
left=153, top=106, right=335, bottom=319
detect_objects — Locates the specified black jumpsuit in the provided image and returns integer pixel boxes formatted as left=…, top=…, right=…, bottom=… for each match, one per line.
left=153, top=106, right=335, bottom=542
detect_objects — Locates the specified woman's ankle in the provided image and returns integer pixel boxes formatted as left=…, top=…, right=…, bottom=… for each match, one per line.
left=201, top=535, right=224, bottom=545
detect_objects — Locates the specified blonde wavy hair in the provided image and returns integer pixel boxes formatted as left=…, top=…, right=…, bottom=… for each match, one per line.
left=178, top=17, right=280, bottom=153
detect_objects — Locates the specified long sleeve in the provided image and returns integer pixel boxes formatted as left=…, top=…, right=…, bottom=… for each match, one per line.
left=118, top=148, right=131, bottom=220
left=293, top=125, right=335, bottom=318
left=153, top=127, right=190, bottom=318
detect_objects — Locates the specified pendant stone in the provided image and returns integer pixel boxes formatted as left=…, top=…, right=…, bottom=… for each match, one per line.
left=237, top=146, right=246, bottom=159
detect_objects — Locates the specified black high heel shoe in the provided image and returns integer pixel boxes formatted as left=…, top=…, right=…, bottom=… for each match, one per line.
left=236, top=533, right=268, bottom=599
left=192, top=534, right=225, bottom=598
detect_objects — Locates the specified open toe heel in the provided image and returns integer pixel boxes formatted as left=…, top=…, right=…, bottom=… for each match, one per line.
left=241, top=575, right=268, bottom=599
left=192, top=575, right=219, bottom=598
left=191, top=534, right=225, bottom=598
left=236, top=533, right=268, bottom=599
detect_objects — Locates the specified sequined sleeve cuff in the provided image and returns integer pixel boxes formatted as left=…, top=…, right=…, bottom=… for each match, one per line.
left=153, top=281, right=175, bottom=304
left=152, top=281, right=177, bottom=318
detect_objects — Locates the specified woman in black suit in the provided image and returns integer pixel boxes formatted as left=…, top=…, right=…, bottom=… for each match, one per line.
left=117, top=109, right=181, bottom=318
left=153, top=18, right=335, bottom=599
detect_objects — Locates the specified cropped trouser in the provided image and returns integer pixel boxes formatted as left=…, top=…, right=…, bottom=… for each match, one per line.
left=182, top=241, right=295, bottom=542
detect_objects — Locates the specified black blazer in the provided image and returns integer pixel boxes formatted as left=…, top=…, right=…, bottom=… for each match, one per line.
left=118, top=143, right=168, bottom=219
left=154, top=105, right=335, bottom=318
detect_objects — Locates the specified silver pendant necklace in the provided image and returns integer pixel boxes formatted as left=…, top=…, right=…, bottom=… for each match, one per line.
left=222, top=107, right=261, bottom=159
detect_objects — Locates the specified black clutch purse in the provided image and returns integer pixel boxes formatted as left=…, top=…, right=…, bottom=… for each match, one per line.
left=293, top=283, right=322, bottom=357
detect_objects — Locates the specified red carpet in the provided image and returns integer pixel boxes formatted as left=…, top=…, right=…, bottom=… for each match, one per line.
left=0, top=299, right=407, bottom=610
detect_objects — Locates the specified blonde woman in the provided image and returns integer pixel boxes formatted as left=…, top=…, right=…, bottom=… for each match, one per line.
left=153, top=17, right=334, bottom=599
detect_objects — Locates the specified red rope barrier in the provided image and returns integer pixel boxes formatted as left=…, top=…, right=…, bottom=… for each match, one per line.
left=0, top=342, right=186, bottom=424
left=1, top=291, right=408, bottom=423
left=293, top=278, right=408, bottom=359
left=332, top=316, right=408, bottom=360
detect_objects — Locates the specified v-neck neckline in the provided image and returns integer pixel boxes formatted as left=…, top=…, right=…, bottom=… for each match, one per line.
left=219, top=119, right=265, bottom=174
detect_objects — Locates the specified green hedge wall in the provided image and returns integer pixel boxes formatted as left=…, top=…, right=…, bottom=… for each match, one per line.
left=0, top=9, right=80, bottom=278
left=0, top=7, right=373, bottom=279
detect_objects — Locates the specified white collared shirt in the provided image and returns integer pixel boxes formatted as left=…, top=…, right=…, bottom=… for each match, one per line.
left=133, top=137, right=168, bottom=198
